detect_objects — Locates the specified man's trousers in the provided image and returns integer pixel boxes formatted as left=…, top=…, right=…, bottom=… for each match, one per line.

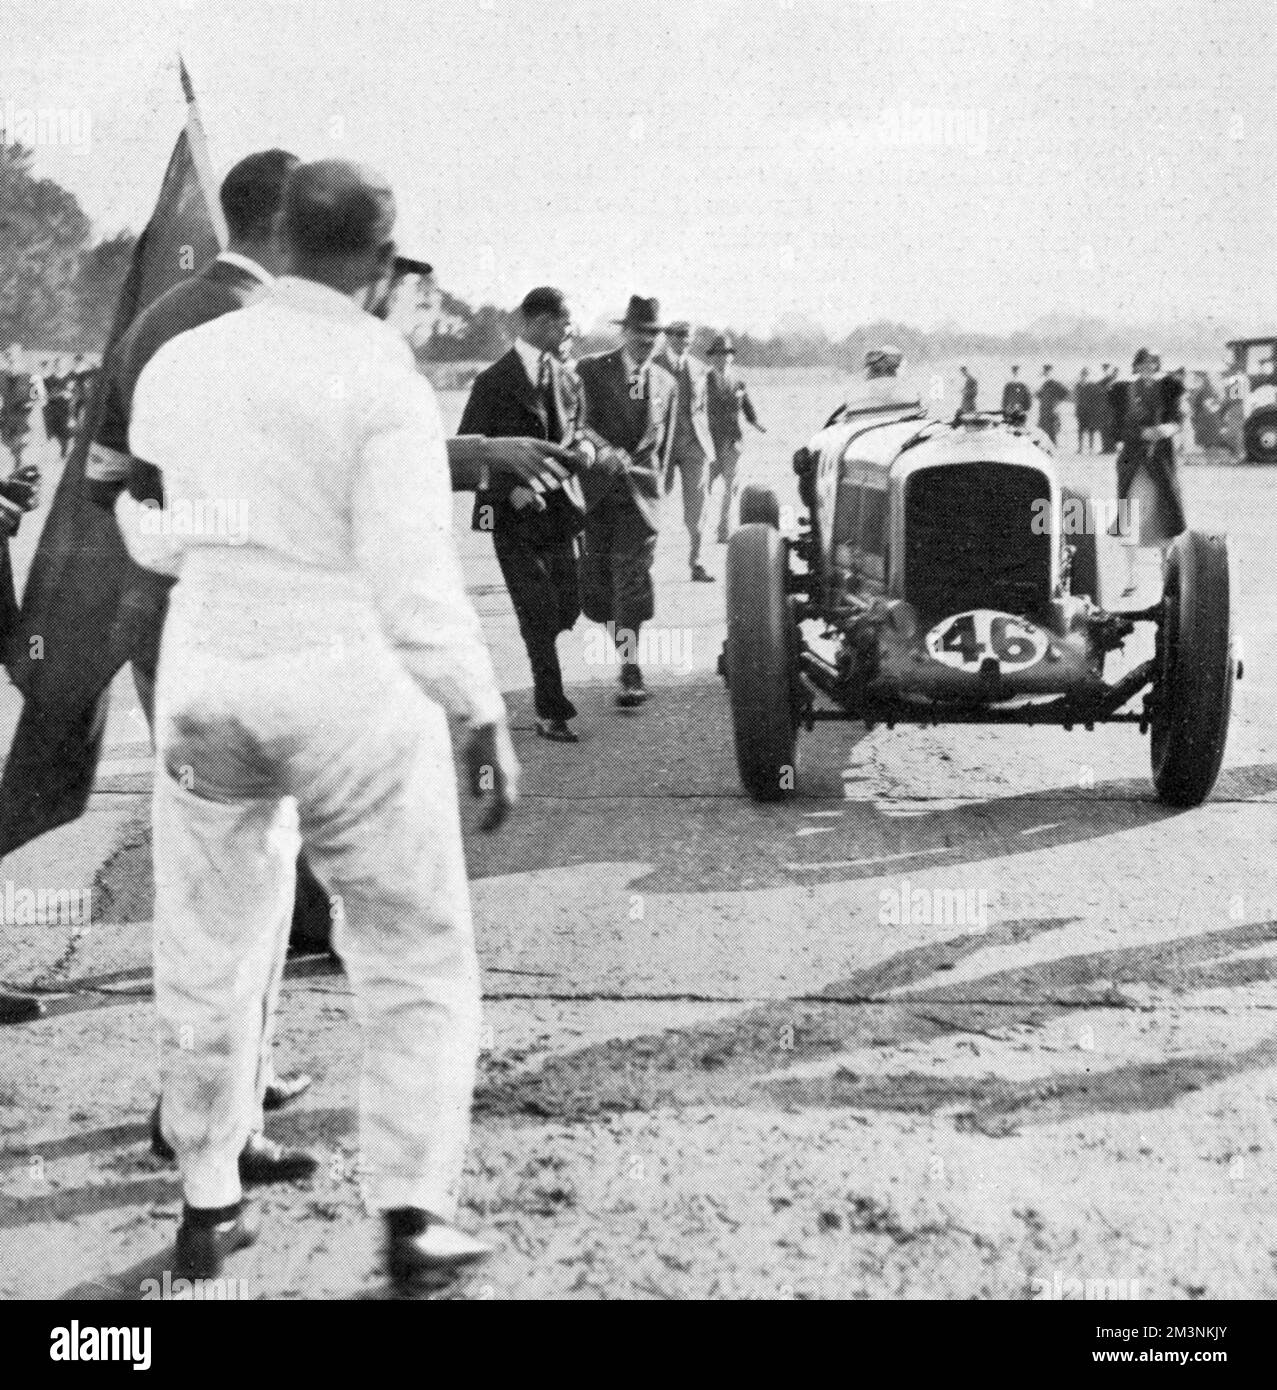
left=713, top=440, right=742, bottom=541
left=668, top=448, right=709, bottom=566
left=580, top=488, right=659, bottom=636
left=493, top=527, right=580, bottom=722
left=152, top=631, right=481, bottom=1215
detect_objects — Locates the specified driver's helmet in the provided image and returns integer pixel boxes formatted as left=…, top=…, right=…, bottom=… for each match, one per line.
left=864, top=345, right=903, bottom=377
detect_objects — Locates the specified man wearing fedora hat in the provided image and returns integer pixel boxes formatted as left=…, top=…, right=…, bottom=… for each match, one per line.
left=655, top=321, right=717, bottom=580
left=576, top=296, right=678, bottom=707
left=705, top=334, right=764, bottom=544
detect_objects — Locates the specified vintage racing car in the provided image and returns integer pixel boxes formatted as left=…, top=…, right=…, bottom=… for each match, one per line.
left=1223, top=337, right=1277, bottom=463
left=722, top=401, right=1237, bottom=808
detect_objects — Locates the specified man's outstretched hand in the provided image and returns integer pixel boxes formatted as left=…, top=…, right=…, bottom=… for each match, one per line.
left=465, top=719, right=520, bottom=832
left=481, top=437, right=577, bottom=489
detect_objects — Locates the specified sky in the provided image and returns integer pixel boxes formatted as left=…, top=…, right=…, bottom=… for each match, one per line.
left=5, top=0, right=1277, bottom=337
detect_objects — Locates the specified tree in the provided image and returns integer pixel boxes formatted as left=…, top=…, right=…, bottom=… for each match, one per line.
left=73, top=230, right=138, bottom=346
left=0, top=139, right=92, bottom=348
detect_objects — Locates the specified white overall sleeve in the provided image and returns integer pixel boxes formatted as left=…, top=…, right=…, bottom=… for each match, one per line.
left=352, top=370, right=505, bottom=727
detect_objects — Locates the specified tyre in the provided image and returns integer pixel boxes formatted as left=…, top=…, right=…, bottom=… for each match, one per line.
left=1150, top=530, right=1234, bottom=807
left=1061, top=486, right=1100, bottom=604
left=739, top=484, right=780, bottom=529
left=1244, top=407, right=1277, bottom=465
left=725, top=523, right=798, bottom=800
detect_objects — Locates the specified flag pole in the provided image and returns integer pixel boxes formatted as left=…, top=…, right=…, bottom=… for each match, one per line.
left=178, top=55, right=227, bottom=249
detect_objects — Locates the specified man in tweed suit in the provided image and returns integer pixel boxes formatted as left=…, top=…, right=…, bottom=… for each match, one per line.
left=655, top=321, right=716, bottom=581
left=576, top=296, right=677, bottom=708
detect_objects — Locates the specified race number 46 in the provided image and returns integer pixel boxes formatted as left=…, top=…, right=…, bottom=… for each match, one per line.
left=925, top=610, right=1048, bottom=672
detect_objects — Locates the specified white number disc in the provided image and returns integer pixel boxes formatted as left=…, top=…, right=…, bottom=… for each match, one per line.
left=925, top=610, right=1049, bottom=672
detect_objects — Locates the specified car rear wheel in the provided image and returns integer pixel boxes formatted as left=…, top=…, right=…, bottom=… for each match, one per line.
left=1150, top=530, right=1234, bottom=807
left=1244, top=407, right=1277, bottom=465
left=725, top=523, right=798, bottom=800
left=739, top=484, right=780, bottom=528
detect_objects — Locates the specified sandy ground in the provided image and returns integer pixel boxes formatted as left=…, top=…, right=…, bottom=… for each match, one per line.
left=3, top=372, right=1277, bottom=1299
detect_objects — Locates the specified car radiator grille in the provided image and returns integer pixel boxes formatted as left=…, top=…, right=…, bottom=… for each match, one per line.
left=903, top=463, right=1052, bottom=622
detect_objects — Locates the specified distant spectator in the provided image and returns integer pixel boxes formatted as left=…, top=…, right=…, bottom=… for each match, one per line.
left=1036, top=365, right=1069, bottom=445
left=1075, top=367, right=1097, bottom=453
left=1001, top=365, right=1031, bottom=425
left=1096, top=362, right=1118, bottom=452
left=959, top=365, right=978, bottom=413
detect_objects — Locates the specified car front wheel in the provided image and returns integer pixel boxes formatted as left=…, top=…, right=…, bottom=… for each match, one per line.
left=1150, top=530, right=1234, bottom=807
left=725, top=523, right=799, bottom=800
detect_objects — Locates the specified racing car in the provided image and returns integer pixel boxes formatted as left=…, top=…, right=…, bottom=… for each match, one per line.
left=721, top=401, right=1237, bottom=808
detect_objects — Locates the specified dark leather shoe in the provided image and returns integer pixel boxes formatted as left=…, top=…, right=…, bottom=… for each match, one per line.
left=151, top=1104, right=317, bottom=1184
left=384, top=1209, right=492, bottom=1292
left=150, top=1100, right=174, bottom=1163
left=0, top=992, right=42, bottom=1024
left=174, top=1203, right=259, bottom=1280
left=616, top=665, right=648, bottom=708
left=239, top=1132, right=318, bottom=1185
left=535, top=718, right=579, bottom=743
left=262, top=1071, right=313, bottom=1111
left=690, top=563, right=715, bottom=582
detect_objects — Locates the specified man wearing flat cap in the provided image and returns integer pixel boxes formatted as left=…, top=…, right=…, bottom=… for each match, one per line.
left=576, top=296, right=678, bottom=707
left=655, top=321, right=716, bottom=581
left=461, top=287, right=595, bottom=742
left=118, top=158, right=514, bottom=1291
left=705, top=335, right=764, bottom=544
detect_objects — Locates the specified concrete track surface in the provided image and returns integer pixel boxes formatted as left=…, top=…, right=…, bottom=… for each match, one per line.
left=3, top=375, right=1277, bottom=1299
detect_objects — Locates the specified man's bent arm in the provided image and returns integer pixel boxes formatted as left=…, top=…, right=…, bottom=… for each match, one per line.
left=446, top=435, right=574, bottom=492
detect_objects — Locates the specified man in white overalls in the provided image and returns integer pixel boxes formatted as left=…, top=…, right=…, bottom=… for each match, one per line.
left=122, top=160, right=518, bottom=1291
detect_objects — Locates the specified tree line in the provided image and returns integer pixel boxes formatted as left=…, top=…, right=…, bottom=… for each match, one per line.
left=0, top=140, right=136, bottom=350
left=3, top=137, right=1226, bottom=370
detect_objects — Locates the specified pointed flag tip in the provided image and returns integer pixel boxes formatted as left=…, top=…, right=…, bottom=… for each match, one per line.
left=178, top=56, right=195, bottom=105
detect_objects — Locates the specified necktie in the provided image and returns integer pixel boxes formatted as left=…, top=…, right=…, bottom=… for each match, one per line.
left=539, top=353, right=562, bottom=440
left=629, top=364, right=646, bottom=402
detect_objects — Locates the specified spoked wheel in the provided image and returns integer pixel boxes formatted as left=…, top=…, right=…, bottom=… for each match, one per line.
left=725, top=522, right=799, bottom=800
left=1150, top=530, right=1235, bottom=807
left=738, top=484, right=780, bottom=529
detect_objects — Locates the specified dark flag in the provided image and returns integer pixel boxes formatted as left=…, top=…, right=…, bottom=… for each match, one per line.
left=0, top=63, right=225, bottom=858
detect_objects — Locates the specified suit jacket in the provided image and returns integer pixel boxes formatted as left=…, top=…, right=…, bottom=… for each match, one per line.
left=459, top=347, right=586, bottom=545
left=89, top=255, right=269, bottom=671
left=654, top=347, right=716, bottom=468
left=576, top=348, right=676, bottom=532
left=1110, top=374, right=1187, bottom=536
left=92, top=255, right=268, bottom=502
left=707, top=366, right=758, bottom=453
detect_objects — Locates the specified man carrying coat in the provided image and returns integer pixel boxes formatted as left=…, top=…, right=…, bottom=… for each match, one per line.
left=461, top=288, right=594, bottom=742
left=655, top=321, right=716, bottom=581
left=576, top=296, right=677, bottom=708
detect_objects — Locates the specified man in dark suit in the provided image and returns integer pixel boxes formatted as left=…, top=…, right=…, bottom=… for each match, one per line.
left=705, top=334, right=763, bottom=543
left=1001, top=365, right=1031, bottom=425
left=655, top=321, right=716, bottom=581
left=576, top=296, right=677, bottom=708
left=460, top=288, right=592, bottom=742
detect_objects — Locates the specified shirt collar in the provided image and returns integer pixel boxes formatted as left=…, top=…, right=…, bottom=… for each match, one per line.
left=621, top=346, right=649, bottom=377
left=514, top=337, right=546, bottom=385
left=270, top=275, right=369, bottom=321
left=216, top=250, right=274, bottom=285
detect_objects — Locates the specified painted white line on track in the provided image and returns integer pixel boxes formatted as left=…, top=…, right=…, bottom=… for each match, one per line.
left=786, top=846, right=957, bottom=871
